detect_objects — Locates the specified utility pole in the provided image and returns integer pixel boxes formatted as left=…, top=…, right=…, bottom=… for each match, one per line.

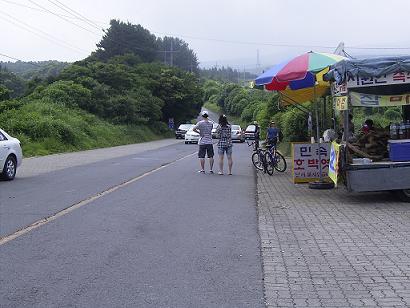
left=256, top=49, right=261, bottom=73
left=164, top=46, right=167, bottom=65
left=170, top=39, right=173, bottom=66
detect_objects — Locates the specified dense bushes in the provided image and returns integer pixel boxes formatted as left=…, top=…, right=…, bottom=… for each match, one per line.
left=0, top=99, right=166, bottom=156
left=0, top=20, right=204, bottom=156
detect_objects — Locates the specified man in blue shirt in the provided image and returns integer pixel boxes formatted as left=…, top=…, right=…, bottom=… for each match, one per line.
left=266, top=121, right=280, bottom=149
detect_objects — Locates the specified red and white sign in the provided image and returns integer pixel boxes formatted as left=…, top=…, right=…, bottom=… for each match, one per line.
left=292, top=143, right=330, bottom=183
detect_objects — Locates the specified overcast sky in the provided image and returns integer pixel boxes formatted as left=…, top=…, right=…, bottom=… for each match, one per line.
left=1, top=0, right=410, bottom=70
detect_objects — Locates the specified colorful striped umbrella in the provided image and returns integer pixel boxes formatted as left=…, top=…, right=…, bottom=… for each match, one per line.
left=255, top=51, right=346, bottom=92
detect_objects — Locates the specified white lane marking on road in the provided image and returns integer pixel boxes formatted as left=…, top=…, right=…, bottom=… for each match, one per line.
left=0, top=152, right=196, bottom=246
left=131, top=157, right=162, bottom=160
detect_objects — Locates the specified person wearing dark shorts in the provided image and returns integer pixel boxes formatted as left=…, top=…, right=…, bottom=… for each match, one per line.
left=193, top=111, right=214, bottom=173
left=216, top=114, right=233, bottom=175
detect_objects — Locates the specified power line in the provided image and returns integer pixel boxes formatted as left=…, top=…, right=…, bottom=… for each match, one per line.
left=0, top=52, right=42, bottom=67
left=0, top=9, right=88, bottom=54
left=150, top=29, right=336, bottom=49
left=4, top=0, right=410, bottom=52
left=27, top=0, right=99, bottom=35
left=150, top=29, right=410, bottom=51
left=0, top=0, right=105, bottom=24
left=47, top=0, right=102, bottom=30
left=347, top=46, right=410, bottom=50
left=9, top=1, right=176, bottom=58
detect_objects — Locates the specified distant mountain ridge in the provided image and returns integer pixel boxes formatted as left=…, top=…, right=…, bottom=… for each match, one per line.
left=0, top=60, right=69, bottom=80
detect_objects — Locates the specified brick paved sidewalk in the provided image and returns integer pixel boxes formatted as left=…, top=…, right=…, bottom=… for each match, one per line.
left=257, top=169, right=410, bottom=307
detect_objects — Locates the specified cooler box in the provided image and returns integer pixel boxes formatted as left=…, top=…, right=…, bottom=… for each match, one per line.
left=389, top=139, right=410, bottom=162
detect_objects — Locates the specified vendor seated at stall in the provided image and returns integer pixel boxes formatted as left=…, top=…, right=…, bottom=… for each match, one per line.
left=361, top=119, right=375, bottom=134
left=350, top=119, right=389, bottom=161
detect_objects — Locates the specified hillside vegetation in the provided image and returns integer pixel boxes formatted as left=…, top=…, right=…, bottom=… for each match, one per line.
left=0, top=20, right=203, bottom=156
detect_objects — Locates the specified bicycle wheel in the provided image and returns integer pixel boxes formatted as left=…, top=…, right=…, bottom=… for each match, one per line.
left=264, top=152, right=274, bottom=175
left=252, top=151, right=263, bottom=171
left=274, top=152, right=287, bottom=172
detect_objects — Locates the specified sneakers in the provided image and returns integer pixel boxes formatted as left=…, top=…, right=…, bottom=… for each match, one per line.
left=218, top=171, right=223, bottom=175
left=198, top=170, right=214, bottom=174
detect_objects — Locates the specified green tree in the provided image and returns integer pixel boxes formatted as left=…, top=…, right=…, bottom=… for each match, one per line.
left=94, top=20, right=158, bottom=62
left=0, top=85, right=10, bottom=101
left=31, top=80, right=91, bottom=109
left=154, top=67, right=202, bottom=124
left=157, top=37, right=199, bottom=73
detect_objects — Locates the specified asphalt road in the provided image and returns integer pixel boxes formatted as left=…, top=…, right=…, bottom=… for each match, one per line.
left=0, top=139, right=264, bottom=307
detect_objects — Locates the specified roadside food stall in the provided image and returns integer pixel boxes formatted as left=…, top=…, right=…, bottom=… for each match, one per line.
left=324, top=56, right=410, bottom=202
left=254, top=52, right=346, bottom=188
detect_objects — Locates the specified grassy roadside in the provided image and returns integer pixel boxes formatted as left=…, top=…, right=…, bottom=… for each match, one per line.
left=1, top=100, right=173, bottom=157
left=203, top=102, right=221, bottom=114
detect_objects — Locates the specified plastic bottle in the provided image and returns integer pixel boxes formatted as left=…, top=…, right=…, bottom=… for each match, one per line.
left=390, top=123, right=397, bottom=140
left=405, top=120, right=410, bottom=139
left=399, top=122, right=406, bottom=140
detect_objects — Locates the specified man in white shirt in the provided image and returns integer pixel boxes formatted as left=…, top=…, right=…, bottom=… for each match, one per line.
left=193, top=111, right=214, bottom=173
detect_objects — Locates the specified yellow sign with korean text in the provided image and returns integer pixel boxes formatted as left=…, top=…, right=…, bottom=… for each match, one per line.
left=328, top=141, right=341, bottom=186
left=334, top=96, right=348, bottom=111
left=350, top=92, right=410, bottom=107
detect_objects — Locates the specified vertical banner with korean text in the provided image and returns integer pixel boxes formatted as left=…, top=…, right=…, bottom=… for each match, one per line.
left=328, top=142, right=341, bottom=187
left=292, top=143, right=331, bottom=183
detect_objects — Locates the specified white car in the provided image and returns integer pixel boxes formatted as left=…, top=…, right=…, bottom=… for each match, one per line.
left=0, top=129, right=23, bottom=180
left=184, top=126, right=200, bottom=144
left=231, top=125, right=245, bottom=142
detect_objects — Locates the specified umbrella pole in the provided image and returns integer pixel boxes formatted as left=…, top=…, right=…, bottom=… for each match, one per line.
left=309, top=83, right=334, bottom=190
left=315, top=87, right=323, bottom=181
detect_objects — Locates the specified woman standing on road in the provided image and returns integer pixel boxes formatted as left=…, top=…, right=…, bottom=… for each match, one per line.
left=216, top=115, right=233, bottom=175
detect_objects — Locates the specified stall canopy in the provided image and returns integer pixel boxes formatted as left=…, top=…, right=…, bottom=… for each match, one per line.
left=324, top=55, right=410, bottom=85
left=255, top=52, right=346, bottom=104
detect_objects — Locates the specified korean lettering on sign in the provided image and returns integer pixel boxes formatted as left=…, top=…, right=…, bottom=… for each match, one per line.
left=331, top=82, right=347, bottom=96
left=346, top=72, right=410, bottom=88
left=350, top=92, right=410, bottom=107
left=334, top=96, right=348, bottom=111
left=292, top=143, right=331, bottom=183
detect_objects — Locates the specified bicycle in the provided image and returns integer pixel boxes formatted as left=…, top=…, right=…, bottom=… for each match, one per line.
left=247, top=140, right=269, bottom=173
left=264, top=142, right=287, bottom=173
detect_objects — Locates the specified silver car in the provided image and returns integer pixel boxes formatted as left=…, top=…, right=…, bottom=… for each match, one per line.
left=0, top=128, right=23, bottom=180
left=231, top=125, right=245, bottom=142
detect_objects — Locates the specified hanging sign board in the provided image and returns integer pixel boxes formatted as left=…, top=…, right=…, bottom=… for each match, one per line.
left=331, top=82, right=347, bottom=96
left=350, top=92, right=410, bottom=107
left=292, top=143, right=331, bottom=183
left=334, top=96, right=349, bottom=111
left=347, top=72, right=410, bottom=88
